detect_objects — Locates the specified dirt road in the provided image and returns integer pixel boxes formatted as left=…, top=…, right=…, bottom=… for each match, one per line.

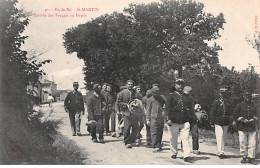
left=41, top=102, right=259, bottom=165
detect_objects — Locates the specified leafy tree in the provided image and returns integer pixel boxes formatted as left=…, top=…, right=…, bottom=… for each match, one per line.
left=0, top=0, right=50, bottom=163
left=63, top=0, right=225, bottom=90
left=247, top=33, right=260, bottom=57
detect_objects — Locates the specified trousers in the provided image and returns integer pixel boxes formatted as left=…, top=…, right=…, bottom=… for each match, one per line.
left=91, top=115, right=104, bottom=140
left=137, top=113, right=145, bottom=139
left=150, top=118, right=164, bottom=148
left=103, top=110, right=112, bottom=133
left=215, top=124, right=228, bottom=155
left=238, top=131, right=256, bottom=159
left=146, top=124, right=151, bottom=144
left=123, top=115, right=139, bottom=145
left=191, top=122, right=199, bottom=150
left=168, top=122, right=190, bottom=158
left=110, top=111, right=116, bottom=132
left=117, top=113, right=124, bottom=135
left=69, top=111, right=81, bottom=134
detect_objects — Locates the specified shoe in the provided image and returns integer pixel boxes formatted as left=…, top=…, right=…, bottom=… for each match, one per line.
left=99, top=139, right=105, bottom=143
left=125, top=144, right=132, bottom=148
left=147, top=142, right=152, bottom=146
left=136, top=139, right=141, bottom=143
left=241, top=156, right=247, bottom=164
left=77, top=132, right=82, bottom=136
left=184, top=157, right=193, bottom=163
left=132, top=142, right=138, bottom=146
left=92, top=139, right=98, bottom=143
left=111, top=132, right=117, bottom=137
left=218, top=154, right=226, bottom=159
left=72, top=133, right=76, bottom=136
left=171, top=155, right=177, bottom=159
left=153, top=147, right=163, bottom=152
left=106, top=132, right=111, bottom=136
left=193, top=150, right=200, bottom=155
left=247, top=158, right=255, bottom=164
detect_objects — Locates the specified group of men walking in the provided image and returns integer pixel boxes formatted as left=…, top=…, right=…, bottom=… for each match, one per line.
left=64, top=79, right=259, bottom=164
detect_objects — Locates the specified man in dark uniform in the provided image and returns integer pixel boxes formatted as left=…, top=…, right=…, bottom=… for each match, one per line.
left=210, top=87, right=236, bottom=159
left=165, top=79, right=194, bottom=162
left=115, top=80, right=142, bottom=148
left=64, top=82, right=85, bottom=136
left=233, top=92, right=258, bottom=164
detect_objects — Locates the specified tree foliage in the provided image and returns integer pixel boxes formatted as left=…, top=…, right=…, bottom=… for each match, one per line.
left=63, top=0, right=225, bottom=89
left=247, top=33, right=260, bottom=57
left=0, top=0, right=50, bottom=163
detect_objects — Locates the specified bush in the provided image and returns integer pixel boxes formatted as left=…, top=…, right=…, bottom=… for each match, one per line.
left=11, top=110, right=86, bottom=165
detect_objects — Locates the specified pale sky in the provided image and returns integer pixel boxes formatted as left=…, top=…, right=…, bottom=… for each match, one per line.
left=19, top=0, right=260, bottom=90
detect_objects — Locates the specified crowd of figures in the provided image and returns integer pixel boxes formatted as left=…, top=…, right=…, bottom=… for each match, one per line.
left=63, top=80, right=259, bottom=164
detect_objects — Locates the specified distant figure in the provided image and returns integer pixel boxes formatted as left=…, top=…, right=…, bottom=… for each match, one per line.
left=101, top=83, right=113, bottom=135
left=64, top=82, right=85, bottom=136
left=106, top=84, right=116, bottom=133
left=47, top=94, right=54, bottom=107
left=233, top=92, right=258, bottom=164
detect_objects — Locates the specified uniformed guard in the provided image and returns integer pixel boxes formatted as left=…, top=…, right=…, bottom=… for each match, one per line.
left=233, top=92, right=258, bottom=164
left=165, top=79, right=194, bottom=163
left=209, top=87, right=236, bottom=159
left=64, top=82, right=85, bottom=136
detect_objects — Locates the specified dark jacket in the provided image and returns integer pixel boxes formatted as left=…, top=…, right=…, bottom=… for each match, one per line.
left=101, top=90, right=114, bottom=112
left=233, top=101, right=258, bottom=132
left=64, top=90, right=85, bottom=112
left=210, top=98, right=233, bottom=126
left=165, top=91, right=194, bottom=124
left=142, top=96, right=150, bottom=109
left=87, top=92, right=102, bottom=120
left=146, top=95, right=165, bottom=121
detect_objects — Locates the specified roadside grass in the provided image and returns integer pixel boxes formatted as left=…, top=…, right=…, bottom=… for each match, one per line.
left=24, top=109, right=86, bottom=164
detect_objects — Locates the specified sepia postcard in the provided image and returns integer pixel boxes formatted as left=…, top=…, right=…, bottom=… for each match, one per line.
left=0, top=0, right=259, bottom=166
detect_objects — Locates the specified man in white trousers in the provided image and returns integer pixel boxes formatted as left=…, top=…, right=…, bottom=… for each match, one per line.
left=210, top=88, right=236, bottom=159
left=233, top=92, right=258, bottom=164
left=165, top=79, right=195, bottom=163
